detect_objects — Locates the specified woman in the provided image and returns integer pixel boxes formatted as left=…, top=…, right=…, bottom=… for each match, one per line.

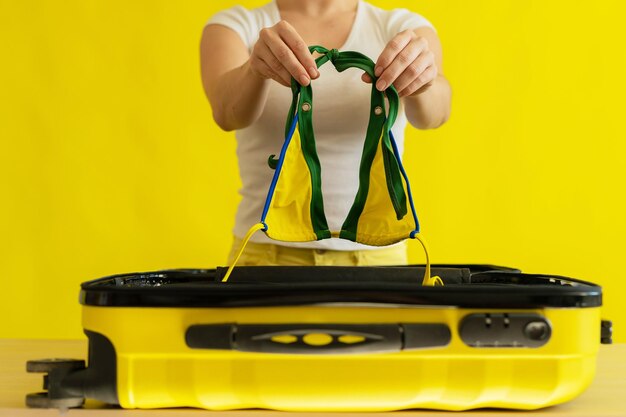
left=200, top=0, right=451, bottom=266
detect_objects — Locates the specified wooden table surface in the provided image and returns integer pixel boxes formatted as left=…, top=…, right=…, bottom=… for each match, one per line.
left=1, top=339, right=625, bottom=417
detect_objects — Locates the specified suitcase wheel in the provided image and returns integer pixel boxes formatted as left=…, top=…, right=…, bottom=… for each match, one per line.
left=26, top=358, right=85, bottom=373
left=25, top=392, right=85, bottom=409
left=26, top=358, right=86, bottom=409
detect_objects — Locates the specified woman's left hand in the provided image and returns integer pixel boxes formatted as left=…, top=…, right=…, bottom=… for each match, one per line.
left=362, top=30, right=438, bottom=97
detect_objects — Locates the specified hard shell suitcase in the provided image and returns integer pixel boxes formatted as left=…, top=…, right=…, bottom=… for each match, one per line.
left=26, top=48, right=612, bottom=412
left=27, top=264, right=612, bottom=411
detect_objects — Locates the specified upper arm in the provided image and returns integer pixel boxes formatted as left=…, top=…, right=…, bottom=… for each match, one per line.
left=200, top=24, right=250, bottom=103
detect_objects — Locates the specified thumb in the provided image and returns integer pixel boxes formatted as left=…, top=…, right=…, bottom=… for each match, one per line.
left=361, top=73, right=373, bottom=83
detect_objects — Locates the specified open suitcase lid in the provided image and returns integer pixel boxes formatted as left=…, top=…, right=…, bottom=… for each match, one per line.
left=80, top=264, right=602, bottom=309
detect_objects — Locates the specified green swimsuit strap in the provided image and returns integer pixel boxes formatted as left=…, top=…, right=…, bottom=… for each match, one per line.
left=276, top=46, right=409, bottom=241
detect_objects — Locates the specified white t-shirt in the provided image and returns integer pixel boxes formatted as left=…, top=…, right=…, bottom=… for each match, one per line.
left=206, top=1, right=434, bottom=250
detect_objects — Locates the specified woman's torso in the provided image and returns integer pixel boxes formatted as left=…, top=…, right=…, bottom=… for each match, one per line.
left=207, top=1, right=433, bottom=250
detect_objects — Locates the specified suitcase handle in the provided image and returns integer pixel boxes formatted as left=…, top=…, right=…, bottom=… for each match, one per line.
left=185, top=323, right=451, bottom=354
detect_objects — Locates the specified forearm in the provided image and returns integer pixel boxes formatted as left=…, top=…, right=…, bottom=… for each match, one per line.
left=208, top=60, right=271, bottom=131
left=403, top=75, right=451, bottom=130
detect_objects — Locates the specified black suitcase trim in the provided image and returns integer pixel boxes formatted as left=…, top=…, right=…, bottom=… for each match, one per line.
left=79, top=265, right=602, bottom=309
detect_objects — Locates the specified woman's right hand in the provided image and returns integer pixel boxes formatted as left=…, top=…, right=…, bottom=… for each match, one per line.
left=248, top=20, right=319, bottom=87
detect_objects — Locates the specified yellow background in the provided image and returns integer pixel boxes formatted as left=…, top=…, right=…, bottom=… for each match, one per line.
left=0, top=1, right=624, bottom=341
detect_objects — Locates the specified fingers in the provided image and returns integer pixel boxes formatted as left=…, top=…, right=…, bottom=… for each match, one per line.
left=375, top=31, right=437, bottom=95
left=374, top=30, right=416, bottom=84
left=262, top=27, right=311, bottom=86
left=251, top=21, right=317, bottom=87
left=393, top=52, right=435, bottom=94
left=264, top=32, right=311, bottom=86
left=250, top=54, right=291, bottom=87
left=397, top=65, right=437, bottom=97
left=252, top=44, right=292, bottom=86
left=275, top=21, right=319, bottom=79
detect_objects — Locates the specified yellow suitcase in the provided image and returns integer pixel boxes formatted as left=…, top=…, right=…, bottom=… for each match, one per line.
left=25, top=47, right=612, bottom=411
left=26, top=264, right=612, bottom=411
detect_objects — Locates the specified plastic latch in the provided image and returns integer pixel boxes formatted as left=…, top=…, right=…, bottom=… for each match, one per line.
left=601, top=320, right=613, bottom=344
